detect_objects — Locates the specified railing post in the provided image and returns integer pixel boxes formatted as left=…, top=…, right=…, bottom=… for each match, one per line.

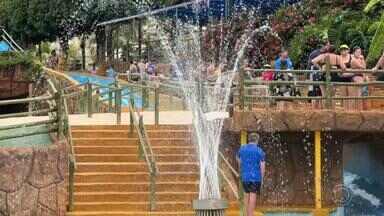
left=325, top=57, right=332, bottom=109
left=87, top=83, right=93, bottom=118
left=239, top=67, right=245, bottom=111
left=116, top=88, right=122, bottom=125
left=130, top=97, right=134, bottom=133
left=155, top=86, right=160, bottom=126
left=56, top=90, right=63, bottom=139
left=108, top=90, right=113, bottom=112
left=138, top=115, right=144, bottom=160
left=150, top=164, right=157, bottom=211
left=68, top=156, right=75, bottom=212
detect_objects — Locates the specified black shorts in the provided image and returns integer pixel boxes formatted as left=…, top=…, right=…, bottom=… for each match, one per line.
left=242, top=182, right=261, bottom=194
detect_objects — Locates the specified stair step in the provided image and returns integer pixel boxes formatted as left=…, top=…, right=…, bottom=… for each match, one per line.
left=74, top=182, right=199, bottom=193
left=76, top=154, right=197, bottom=163
left=74, top=192, right=198, bottom=202
left=73, top=201, right=194, bottom=211
left=77, top=162, right=199, bottom=173
left=72, top=130, right=190, bottom=139
left=77, top=162, right=147, bottom=173
left=74, top=146, right=196, bottom=155
left=75, top=172, right=199, bottom=183
left=67, top=211, right=195, bottom=216
left=73, top=138, right=192, bottom=146
left=71, top=125, right=191, bottom=130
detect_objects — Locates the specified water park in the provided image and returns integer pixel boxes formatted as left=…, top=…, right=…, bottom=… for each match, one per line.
left=1, top=0, right=384, bottom=215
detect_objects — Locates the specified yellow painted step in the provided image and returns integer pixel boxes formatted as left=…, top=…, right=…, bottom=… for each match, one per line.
left=77, top=162, right=198, bottom=173
left=71, top=130, right=190, bottom=139
left=75, top=154, right=197, bottom=163
left=74, top=182, right=199, bottom=193
left=71, top=125, right=191, bottom=130
left=67, top=211, right=195, bottom=216
left=75, top=172, right=199, bottom=183
left=74, top=146, right=196, bottom=155
left=74, top=191, right=198, bottom=202
left=73, top=201, right=194, bottom=211
left=73, top=138, right=192, bottom=146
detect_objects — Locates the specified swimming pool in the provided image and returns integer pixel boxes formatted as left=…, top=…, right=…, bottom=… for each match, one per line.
left=69, top=72, right=149, bottom=109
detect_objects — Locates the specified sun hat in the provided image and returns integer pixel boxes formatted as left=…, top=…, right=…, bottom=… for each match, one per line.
left=339, top=44, right=350, bottom=50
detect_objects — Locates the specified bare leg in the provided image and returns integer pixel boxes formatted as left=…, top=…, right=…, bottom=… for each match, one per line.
left=247, top=192, right=257, bottom=216
left=244, top=193, right=249, bottom=215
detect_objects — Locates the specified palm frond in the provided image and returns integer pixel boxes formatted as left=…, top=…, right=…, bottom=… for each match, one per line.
left=364, top=0, right=383, bottom=13
left=367, top=12, right=384, bottom=62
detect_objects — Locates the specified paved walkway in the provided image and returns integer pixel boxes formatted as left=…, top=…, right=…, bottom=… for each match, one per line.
left=0, top=111, right=193, bottom=126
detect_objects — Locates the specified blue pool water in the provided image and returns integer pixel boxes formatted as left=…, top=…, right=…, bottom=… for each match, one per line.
left=69, top=73, right=147, bottom=109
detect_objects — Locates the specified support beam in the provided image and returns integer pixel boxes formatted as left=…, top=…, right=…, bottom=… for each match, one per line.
left=313, top=131, right=330, bottom=216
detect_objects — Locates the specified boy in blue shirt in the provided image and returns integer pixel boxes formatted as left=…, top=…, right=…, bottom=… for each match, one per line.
left=238, top=133, right=266, bottom=216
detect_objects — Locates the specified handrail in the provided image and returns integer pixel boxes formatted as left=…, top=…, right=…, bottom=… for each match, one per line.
left=128, top=97, right=158, bottom=211
left=63, top=95, right=76, bottom=211
left=0, top=95, right=54, bottom=106
left=219, top=151, right=239, bottom=200
left=244, top=68, right=384, bottom=74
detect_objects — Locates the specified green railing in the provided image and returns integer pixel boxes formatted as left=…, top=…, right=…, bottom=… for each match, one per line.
left=128, top=97, right=158, bottom=211
left=237, top=67, right=384, bottom=111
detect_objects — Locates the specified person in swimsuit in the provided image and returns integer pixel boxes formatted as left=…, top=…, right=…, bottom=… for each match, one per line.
left=350, top=47, right=368, bottom=110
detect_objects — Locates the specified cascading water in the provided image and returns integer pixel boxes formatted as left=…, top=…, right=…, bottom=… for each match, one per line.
left=147, top=2, right=278, bottom=214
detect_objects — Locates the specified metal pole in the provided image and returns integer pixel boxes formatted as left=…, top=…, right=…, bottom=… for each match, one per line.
left=116, top=88, right=122, bottom=125
left=87, top=83, right=93, bottom=118
left=155, top=87, right=160, bottom=126
left=325, top=57, right=332, bottom=109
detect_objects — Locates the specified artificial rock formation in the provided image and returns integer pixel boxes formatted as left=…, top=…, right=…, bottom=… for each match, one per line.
left=0, top=137, right=68, bottom=216
left=231, top=109, right=384, bottom=132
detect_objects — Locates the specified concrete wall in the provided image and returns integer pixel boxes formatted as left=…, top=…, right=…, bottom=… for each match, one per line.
left=0, top=137, right=68, bottom=216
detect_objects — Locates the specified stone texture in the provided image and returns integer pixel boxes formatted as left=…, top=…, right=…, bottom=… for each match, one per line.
left=0, top=148, right=33, bottom=193
left=7, top=184, right=38, bottom=215
left=335, top=112, right=362, bottom=131
left=0, top=191, right=6, bottom=214
left=0, top=138, right=68, bottom=216
left=28, top=146, right=61, bottom=188
left=359, top=112, right=384, bottom=131
left=231, top=109, right=384, bottom=132
left=38, top=184, right=58, bottom=212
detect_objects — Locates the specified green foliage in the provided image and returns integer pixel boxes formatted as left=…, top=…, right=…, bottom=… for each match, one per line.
left=327, top=11, right=374, bottom=51
left=0, top=52, right=43, bottom=81
left=364, top=0, right=384, bottom=12
left=367, top=12, right=384, bottom=62
left=0, top=0, right=76, bottom=47
left=288, top=15, right=332, bottom=66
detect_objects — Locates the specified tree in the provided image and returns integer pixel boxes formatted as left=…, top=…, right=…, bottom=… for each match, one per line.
left=364, top=0, right=384, bottom=62
left=0, top=0, right=76, bottom=48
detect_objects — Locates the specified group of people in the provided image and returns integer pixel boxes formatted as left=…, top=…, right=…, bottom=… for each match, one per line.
left=258, top=42, right=384, bottom=109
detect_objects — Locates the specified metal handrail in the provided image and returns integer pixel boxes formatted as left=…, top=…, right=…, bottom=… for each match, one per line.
left=219, top=151, right=239, bottom=200
left=128, top=97, right=158, bottom=211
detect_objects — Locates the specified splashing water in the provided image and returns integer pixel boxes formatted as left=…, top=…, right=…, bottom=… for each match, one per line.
left=148, top=10, right=274, bottom=199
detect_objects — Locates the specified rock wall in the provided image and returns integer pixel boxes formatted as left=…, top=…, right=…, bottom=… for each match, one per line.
left=0, top=137, right=68, bottom=216
left=230, top=110, right=384, bottom=132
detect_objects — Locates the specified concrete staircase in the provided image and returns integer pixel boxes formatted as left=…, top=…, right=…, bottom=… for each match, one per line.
left=67, top=125, right=201, bottom=216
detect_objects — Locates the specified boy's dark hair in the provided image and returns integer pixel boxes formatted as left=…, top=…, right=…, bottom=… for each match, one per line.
left=328, top=45, right=336, bottom=53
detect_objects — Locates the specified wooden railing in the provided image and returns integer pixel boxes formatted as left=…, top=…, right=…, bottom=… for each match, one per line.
left=128, top=97, right=158, bottom=211
left=237, top=67, right=384, bottom=111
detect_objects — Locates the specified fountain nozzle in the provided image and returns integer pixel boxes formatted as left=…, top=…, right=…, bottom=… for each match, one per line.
left=192, top=199, right=228, bottom=216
